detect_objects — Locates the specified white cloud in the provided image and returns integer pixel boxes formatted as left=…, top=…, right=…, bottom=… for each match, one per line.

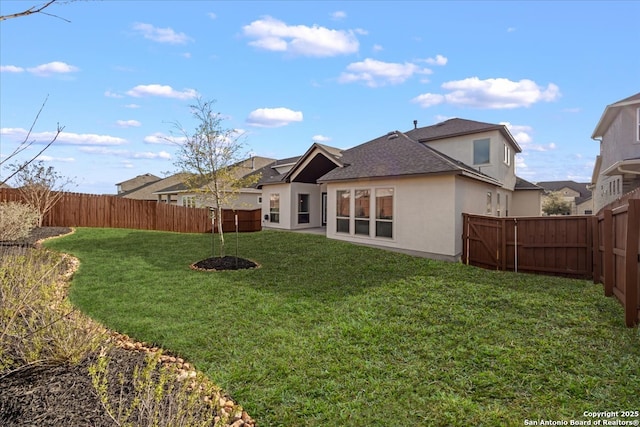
left=208, top=12, right=217, bottom=20
left=424, top=54, right=448, bottom=66
left=412, top=77, right=561, bottom=109
left=105, top=90, right=124, bottom=98
left=242, top=16, right=359, bottom=57
left=132, top=22, right=192, bottom=45
left=0, top=128, right=127, bottom=146
left=246, top=107, right=303, bottom=128
left=312, top=134, right=331, bottom=143
left=125, top=103, right=141, bottom=109
left=411, top=93, right=445, bottom=108
left=0, top=65, right=24, bottom=73
left=116, top=120, right=141, bottom=128
left=372, top=44, right=383, bottom=52
left=331, top=11, right=347, bottom=20
left=79, top=146, right=171, bottom=160
left=126, top=84, right=198, bottom=99
left=339, top=58, right=431, bottom=87
left=507, top=27, right=516, bottom=33
left=36, top=155, right=75, bottom=162
left=501, top=122, right=533, bottom=145
left=26, top=61, right=79, bottom=77
left=143, top=132, right=187, bottom=145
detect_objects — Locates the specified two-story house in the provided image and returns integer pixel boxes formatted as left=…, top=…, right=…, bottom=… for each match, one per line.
left=259, top=118, right=542, bottom=261
left=536, top=180, right=593, bottom=215
left=591, top=92, right=640, bottom=213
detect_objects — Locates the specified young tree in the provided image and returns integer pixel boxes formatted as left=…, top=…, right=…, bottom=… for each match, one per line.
left=542, top=191, right=572, bottom=216
left=172, top=98, right=259, bottom=257
left=9, top=160, right=75, bottom=227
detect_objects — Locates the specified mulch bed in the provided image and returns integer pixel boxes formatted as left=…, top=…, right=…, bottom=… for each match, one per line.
left=0, top=227, right=256, bottom=427
left=192, top=256, right=259, bottom=271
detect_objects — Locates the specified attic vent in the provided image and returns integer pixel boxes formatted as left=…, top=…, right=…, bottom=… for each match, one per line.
left=387, top=131, right=399, bottom=140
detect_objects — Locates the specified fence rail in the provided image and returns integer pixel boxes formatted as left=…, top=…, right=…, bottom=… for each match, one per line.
left=0, top=188, right=261, bottom=234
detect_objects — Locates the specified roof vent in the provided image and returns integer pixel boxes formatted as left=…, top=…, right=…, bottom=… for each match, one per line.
left=387, top=131, right=399, bottom=140
left=413, top=120, right=418, bottom=129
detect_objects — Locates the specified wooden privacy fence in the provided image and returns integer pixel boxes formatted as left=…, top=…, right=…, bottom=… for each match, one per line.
left=594, top=198, right=640, bottom=327
left=462, top=214, right=594, bottom=279
left=0, top=188, right=261, bottom=234
left=463, top=202, right=640, bottom=326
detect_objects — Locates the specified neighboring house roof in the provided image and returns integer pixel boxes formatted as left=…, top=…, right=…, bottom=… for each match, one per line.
left=154, top=156, right=276, bottom=194
left=317, top=130, right=500, bottom=185
left=592, top=92, right=640, bottom=139
left=536, top=180, right=592, bottom=204
left=405, top=118, right=522, bottom=153
left=514, top=177, right=543, bottom=190
left=116, top=173, right=161, bottom=186
left=118, top=173, right=188, bottom=200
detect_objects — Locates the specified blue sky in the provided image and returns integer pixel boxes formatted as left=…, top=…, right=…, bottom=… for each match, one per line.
left=1, top=0, right=638, bottom=194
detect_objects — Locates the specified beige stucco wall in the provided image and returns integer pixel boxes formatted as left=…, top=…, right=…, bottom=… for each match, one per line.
left=260, top=183, right=291, bottom=230
left=325, top=175, right=465, bottom=260
left=510, top=190, right=542, bottom=216
left=178, top=191, right=261, bottom=210
left=425, top=130, right=517, bottom=190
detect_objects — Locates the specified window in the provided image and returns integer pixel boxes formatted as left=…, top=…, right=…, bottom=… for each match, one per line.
left=474, top=138, right=491, bottom=165
left=503, top=144, right=511, bottom=165
left=354, top=189, right=370, bottom=235
left=375, top=188, right=393, bottom=238
left=336, top=190, right=350, bottom=233
left=298, top=194, right=310, bottom=224
left=486, top=191, right=492, bottom=214
left=182, top=195, right=196, bottom=208
left=269, top=194, right=280, bottom=223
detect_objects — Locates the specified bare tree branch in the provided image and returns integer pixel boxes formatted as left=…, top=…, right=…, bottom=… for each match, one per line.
left=0, top=96, right=65, bottom=187
left=0, top=0, right=72, bottom=23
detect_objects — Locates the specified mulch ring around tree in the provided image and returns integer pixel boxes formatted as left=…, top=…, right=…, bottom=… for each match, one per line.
left=191, top=256, right=259, bottom=271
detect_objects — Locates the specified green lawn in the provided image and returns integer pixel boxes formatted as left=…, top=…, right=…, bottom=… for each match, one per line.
left=45, top=228, right=640, bottom=427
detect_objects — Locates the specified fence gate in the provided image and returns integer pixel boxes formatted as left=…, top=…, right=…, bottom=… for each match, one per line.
left=462, top=214, right=593, bottom=280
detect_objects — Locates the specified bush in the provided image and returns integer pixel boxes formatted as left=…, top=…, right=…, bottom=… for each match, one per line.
left=0, top=202, right=40, bottom=241
left=0, top=248, right=105, bottom=371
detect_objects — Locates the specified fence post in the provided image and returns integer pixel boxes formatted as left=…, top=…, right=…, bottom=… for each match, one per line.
left=624, top=200, right=640, bottom=326
left=603, top=209, right=614, bottom=297
left=592, top=215, right=601, bottom=284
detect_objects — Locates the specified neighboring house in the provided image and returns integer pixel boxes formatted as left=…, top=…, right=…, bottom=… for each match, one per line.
left=259, top=118, right=543, bottom=261
left=536, top=180, right=594, bottom=215
left=590, top=92, right=640, bottom=213
left=116, top=173, right=160, bottom=195
left=153, top=156, right=276, bottom=210
left=118, top=173, right=188, bottom=204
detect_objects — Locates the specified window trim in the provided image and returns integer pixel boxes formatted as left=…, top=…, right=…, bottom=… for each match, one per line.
left=297, top=193, right=310, bottom=224
left=473, top=138, right=491, bottom=165
left=269, top=193, right=280, bottom=223
left=375, top=187, right=394, bottom=239
left=336, top=189, right=350, bottom=234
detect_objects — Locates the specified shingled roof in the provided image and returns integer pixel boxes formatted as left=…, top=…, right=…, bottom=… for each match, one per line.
left=405, top=118, right=522, bottom=152
left=318, top=131, right=499, bottom=184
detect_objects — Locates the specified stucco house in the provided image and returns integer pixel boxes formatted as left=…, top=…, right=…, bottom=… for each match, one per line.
left=536, top=180, right=593, bottom=215
left=116, top=173, right=161, bottom=195
left=590, top=92, right=640, bottom=213
left=259, top=118, right=542, bottom=261
left=152, top=156, right=276, bottom=210
left=117, top=173, right=187, bottom=204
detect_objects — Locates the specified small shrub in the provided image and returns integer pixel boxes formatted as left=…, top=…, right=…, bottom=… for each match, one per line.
left=0, top=202, right=39, bottom=241
left=88, top=349, right=219, bottom=427
left=0, top=248, right=105, bottom=371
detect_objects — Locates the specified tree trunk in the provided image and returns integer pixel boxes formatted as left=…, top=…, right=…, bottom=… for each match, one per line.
left=216, top=206, right=225, bottom=257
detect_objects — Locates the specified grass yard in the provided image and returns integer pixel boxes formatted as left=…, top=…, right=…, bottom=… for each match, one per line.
left=45, top=228, right=640, bottom=427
